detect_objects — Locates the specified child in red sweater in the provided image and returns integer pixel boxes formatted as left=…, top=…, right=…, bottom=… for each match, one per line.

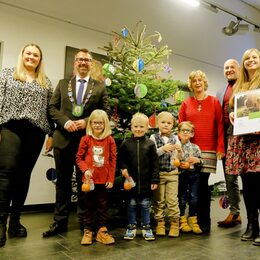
left=76, top=109, right=116, bottom=245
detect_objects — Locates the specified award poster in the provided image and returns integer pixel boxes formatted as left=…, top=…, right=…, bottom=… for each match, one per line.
left=234, top=88, right=260, bottom=135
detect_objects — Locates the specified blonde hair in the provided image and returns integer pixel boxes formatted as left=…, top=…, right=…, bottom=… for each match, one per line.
left=229, top=48, right=260, bottom=108
left=131, top=112, right=149, bottom=126
left=188, top=70, right=208, bottom=91
left=86, top=109, right=111, bottom=139
left=13, top=43, right=48, bottom=87
left=157, top=111, right=176, bottom=126
left=178, top=121, right=195, bottom=132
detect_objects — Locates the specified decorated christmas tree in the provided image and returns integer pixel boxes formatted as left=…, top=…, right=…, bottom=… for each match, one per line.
left=100, top=23, right=187, bottom=139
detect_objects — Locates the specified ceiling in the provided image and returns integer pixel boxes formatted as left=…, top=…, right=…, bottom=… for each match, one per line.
left=0, top=0, right=259, bottom=70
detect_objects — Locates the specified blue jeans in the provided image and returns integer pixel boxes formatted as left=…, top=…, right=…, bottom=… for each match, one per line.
left=178, top=171, right=199, bottom=216
left=127, top=196, right=151, bottom=226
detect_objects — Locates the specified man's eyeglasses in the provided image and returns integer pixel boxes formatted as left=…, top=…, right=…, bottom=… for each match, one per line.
left=180, top=129, right=193, bottom=134
left=76, top=58, right=92, bottom=63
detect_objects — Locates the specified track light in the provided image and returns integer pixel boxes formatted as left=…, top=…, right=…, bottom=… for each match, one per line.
left=253, top=26, right=260, bottom=33
left=222, top=18, right=249, bottom=36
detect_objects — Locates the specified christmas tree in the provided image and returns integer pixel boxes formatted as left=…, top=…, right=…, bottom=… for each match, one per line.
left=100, top=22, right=186, bottom=139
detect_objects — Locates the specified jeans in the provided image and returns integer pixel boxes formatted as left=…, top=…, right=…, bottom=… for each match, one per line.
left=178, top=171, right=199, bottom=216
left=127, top=196, right=151, bottom=226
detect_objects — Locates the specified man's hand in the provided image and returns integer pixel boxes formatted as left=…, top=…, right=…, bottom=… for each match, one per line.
left=45, top=136, right=53, bottom=153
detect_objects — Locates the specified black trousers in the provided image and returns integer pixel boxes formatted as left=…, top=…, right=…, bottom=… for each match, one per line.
left=53, top=136, right=85, bottom=226
left=197, top=172, right=211, bottom=226
left=240, top=173, right=260, bottom=221
left=0, top=120, right=45, bottom=218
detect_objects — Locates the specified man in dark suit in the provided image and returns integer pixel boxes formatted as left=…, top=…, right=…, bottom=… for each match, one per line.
left=43, top=48, right=110, bottom=237
left=216, top=59, right=241, bottom=228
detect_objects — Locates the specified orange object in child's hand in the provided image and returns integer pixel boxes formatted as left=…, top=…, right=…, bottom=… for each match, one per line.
left=124, top=182, right=133, bottom=191
left=82, top=182, right=91, bottom=192
left=180, top=161, right=190, bottom=169
left=172, top=158, right=180, bottom=167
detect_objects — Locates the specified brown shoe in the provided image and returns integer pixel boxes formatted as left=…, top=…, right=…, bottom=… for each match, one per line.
left=81, top=229, right=93, bottom=245
left=96, top=227, right=115, bottom=245
left=217, top=214, right=241, bottom=227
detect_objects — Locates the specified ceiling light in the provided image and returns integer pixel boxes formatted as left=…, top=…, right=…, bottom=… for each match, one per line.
left=222, top=19, right=249, bottom=36
left=253, top=26, right=260, bottom=33
left=180, top=0, right=200, bottom=7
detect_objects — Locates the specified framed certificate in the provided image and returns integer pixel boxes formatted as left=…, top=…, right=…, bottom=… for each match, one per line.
left=233, top=88, right=260, bottom=135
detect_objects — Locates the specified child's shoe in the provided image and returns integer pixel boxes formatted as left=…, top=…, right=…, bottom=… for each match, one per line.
left=155, top=219, right=166, bottom=236
left=179, top=216, right=192, bottom=233
left=124, top=224, right=137, bottom=240
left=188, top=216, right=203, bottom=234
left=142, top=225, right=155, bottom=241
left=169, top=218, right=180, bottom=237
left=96, top=226, right=115, bottom=244
left=81, top=229, right=93, bottom=245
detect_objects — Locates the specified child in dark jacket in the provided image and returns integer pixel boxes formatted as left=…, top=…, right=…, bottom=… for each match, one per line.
left=118, top=112, right=159, bottom=241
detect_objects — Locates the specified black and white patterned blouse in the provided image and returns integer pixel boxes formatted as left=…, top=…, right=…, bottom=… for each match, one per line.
left=0, top=67, right=53, bottom=134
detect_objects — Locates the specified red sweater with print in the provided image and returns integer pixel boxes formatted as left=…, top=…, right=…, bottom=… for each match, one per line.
left=178, top=95, right=225, bottom=153
left=76, top=135, right=116, bottom=184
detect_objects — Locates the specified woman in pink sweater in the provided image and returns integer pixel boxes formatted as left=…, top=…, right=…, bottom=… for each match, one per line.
left=178, top=70, right=224, bottom=233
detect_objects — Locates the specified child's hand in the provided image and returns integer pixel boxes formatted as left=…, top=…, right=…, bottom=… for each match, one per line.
left=84, top=169, right=93, bottom=179
left=105, top=182, right=113, bottom=189
left=180, top=161, right=190, bottom=169
left=163, top=143, right=175, bottom=153
left=121, top=169, right=129, bottom=178
left=174, top=144, right=182, bottom=152
left=187, top=156, right=200, bottom=164
left=151, top=184, right=158, bottom=190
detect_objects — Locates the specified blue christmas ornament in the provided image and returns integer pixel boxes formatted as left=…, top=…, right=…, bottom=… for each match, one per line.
left=122, top=28, right=129, bottom=37
left=133, top=58, right=144, bottom=72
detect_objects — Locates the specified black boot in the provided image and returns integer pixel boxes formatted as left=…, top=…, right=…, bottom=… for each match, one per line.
left=8, top=217, right=27, bottom=238
left=0, top=214, right=7, bottom=247
left=241, top=217, right=259, bottom=241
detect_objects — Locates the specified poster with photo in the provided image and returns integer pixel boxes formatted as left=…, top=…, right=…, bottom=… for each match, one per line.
left=234, top=88, right=260, bottom=135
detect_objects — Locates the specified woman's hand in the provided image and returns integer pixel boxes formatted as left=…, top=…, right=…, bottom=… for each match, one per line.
left=45, top=136, right=53, bottom=153
left=229, top=112, right=235, bottom=125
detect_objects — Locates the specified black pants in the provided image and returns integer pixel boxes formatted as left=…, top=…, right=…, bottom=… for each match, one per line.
left=53, top=136, right=85, bottom=226
left=197, top=172, right=211, bottom=226
left=241, top=173, right=260, bottom=221
left=0, top=120, right=45, bottom=218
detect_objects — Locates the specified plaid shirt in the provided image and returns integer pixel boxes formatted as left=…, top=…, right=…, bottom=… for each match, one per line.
left=152, top=133, right=179, bottom=172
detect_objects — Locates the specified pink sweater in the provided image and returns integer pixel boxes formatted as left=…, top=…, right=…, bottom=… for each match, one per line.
left=178, top=95, right=224, bottom=154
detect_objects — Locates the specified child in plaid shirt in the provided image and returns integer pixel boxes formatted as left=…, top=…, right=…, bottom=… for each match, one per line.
left=150, top=111, right=183, bottom=237
left=178, top=121, right=203, bottom=234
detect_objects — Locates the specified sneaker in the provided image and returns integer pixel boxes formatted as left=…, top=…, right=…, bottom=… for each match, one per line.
left=96, top=226, right=115, bottom=245
left=124, top=224, right=137, bottom=240
left=142, top=225, right=155, bottom=241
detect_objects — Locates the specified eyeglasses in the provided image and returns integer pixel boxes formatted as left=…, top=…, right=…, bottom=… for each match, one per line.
left=76, top=58, right=92, bottom=63
left=91, top=121, right=104, bottom=126
left=180, top=129, right=193, bottom=134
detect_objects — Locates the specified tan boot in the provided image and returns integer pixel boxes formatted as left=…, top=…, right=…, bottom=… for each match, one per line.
left=81, top=229, right=93, bottom=245
left=217, top=214, right=242, bottom=227
left=188, top=216, right=203, bottom=234
left=156, top=220, right=166, bottom=236
left=179, top=216, right=192, bottom=233
left=168, top=218, right=179, bottom=237
left=96, top=226, right=115, bottom=245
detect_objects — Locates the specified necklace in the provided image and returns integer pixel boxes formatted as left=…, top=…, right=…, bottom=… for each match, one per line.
left=194, top=94, right=207, bottom=111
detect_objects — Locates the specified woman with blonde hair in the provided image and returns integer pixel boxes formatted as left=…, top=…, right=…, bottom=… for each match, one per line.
left=0, top=43, right=53, bottom=247
left=226, top=48, right=260, bottom=246
left=178, top=70, right=224, bottom=233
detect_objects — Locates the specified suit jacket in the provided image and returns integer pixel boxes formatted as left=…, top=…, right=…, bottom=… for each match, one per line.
left=48, top=76, right=111, bottom=149
left=216, top=85, right=228, bottom=107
